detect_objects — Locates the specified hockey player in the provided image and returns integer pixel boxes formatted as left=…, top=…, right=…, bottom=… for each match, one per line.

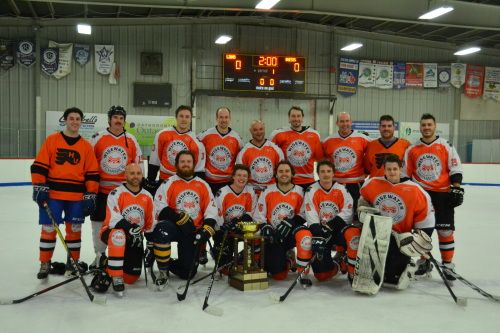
left=151, top=151, right=218, bottom=289
left=236, top=120, right=284, bottom=195
left=253, top=161, right=313, bottom=286
left=197, top=107, right=244, bottom=196
left=211, top=164, right=257, bottom=273
left=345, top=154, right=435, bottom=293
left=303, top=160, right=354, bottom=281
left=89, top=105, right=144, bottom=271
left=364, top=115, right=410, bottom=178
left=93, top=163, right=155, bottom=296
left=269, top=106, right=324, bottom=189
left=31, top=107, right=99, bottom=280
left=403, top=113, right=464, bottom=280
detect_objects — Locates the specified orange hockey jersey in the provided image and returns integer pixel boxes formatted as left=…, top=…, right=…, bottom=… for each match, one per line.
left=154, top=175, right=218, bottom=228
left=215, top=184, right=257, bottom=224
left=322, top=131, right=371, bottom=183
left=359, top=177, right=435, bottom=233
left=235, top=140, right=284, bottom=192
left=403, top=137, right=463, bottom=192
left=197, top=127, right=243, bottom=183
left=149, top=127, right=206, bottom=180
left=303, top=181, right=354, bottom=228
left=31, top=132, right=99, bottom=201
left=253, top=184, right=305, bottom=228
left=101, top=185, right=155, bottom=236
left=90, top=129, right=144, bottom=194
left=364, top=138, right=410, bottom=178
left=269, top=127, right=324, bottom=185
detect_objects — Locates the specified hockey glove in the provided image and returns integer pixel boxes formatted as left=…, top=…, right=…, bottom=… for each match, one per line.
left=311, top=237, right=326, bottom=260
left=274, top=218, right=294, bottom=243
left=116, top=219, right=143, bottom=248
left=33, top=183, right=49, bottom=208
left=159, top=207, right=195, bottom=236
left=144, top=241, right=155, bottom=268
left=142, top=178, right=159, bottom=196
left=260, top=224, right=275, bottom=244
left=82, top=192, right=97, bottom=216
left=221, top=219, right=239, bottom=233
left=194, top=224, right=216, bottom=245
left=448, top=186, right=464, bottom=208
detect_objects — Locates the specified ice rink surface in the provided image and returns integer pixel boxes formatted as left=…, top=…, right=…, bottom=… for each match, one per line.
left=0, top=185, right=498, bottom=333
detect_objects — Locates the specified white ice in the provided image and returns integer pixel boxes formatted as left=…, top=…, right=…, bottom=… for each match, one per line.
left=0, top=185, right=499, bottom=333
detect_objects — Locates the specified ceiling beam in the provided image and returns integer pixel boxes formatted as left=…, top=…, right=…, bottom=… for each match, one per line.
left=7, top=0, right=21, bottom=17
left=448, top=29, right=487, bottom=41
left=421, top=26, right=451, bottom=38
left=47, top=2, right=56, bottom=19
left=27, top=1, right=39, bottom=19
left=370, top=21, right=392, bottom=32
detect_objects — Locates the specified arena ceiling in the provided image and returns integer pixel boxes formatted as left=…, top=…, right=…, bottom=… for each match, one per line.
left=2, top=0, right=500, bottom=51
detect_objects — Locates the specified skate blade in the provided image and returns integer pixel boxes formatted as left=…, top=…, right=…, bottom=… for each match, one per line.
left=92, top=296, right=107, bottom=305
left=204, top=305, right=223, bottom=316
left=269, top=292, right=282, bottom=303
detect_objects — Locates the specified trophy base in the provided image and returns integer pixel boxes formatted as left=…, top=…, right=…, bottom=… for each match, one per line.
left=229, top=270, right=268, bottom=291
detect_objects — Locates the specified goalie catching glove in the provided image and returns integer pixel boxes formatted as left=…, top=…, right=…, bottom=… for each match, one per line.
left=394, top=230, right=433, bottom=259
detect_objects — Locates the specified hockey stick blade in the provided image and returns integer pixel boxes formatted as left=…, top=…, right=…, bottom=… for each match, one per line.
left=269, top=292, right=284, bottom=303
left=203, top=305, right=224, bottom=316
left=92, top=295, right=107, bottom=304
left=429, top=254, right=466, bottom=307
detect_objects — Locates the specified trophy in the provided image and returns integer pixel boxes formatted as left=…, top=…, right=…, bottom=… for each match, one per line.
left=229, top=222, right=268, bottom=291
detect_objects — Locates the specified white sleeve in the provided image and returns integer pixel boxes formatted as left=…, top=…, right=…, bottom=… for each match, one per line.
left=252, top=192, right=268, bottom=224
left=154, top=180, right=170, bottom=218
left=303, top=190, right=320, bottom=227
left=337, top=185, right=354, bottom=224
left=106, top=190, right=125, bottom=229
left=149, top=132, right=161, bottom=167
left=194, top=139, right=206, bottom=173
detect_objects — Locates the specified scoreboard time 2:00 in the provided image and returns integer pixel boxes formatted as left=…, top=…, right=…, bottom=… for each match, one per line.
left=222, top=54, right=306, bottom=93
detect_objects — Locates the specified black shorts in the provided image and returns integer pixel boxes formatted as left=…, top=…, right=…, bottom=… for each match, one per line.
left=90, top=192, right=109, bottom=222
left=427, top=190, right=455, bottom=230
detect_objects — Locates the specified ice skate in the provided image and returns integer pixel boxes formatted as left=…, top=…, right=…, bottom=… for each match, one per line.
left=333, top=251, right=347, bottom=274
left=442, top=262, right=457, bottom=281
left=152, top=269, right=169, bottom=291
left=89, top=252, right=107, bottom=272
left=286, top=249, right=297, bottom=272
left=112, top=276, right=124, bottom=297
left=199, top=249, right=209, bottom=268
left=299, top=275, right=312, bottom=288
left=37, top=261, right=51, bottom=280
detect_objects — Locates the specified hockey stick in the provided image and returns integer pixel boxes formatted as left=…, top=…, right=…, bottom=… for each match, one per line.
left=177, top=260, right=234, bottom=290
left=0, top=270, right=95, bottom=305
left=269, top=254, right=317, bottom=303
left=43, top=202, right=107, bottom=305
left=436, top=263, right=500, bottom=303
left=429, top=253, right=467, bottom=307
left=203, top=230, right=230, bottom=316
left=176, top=245, right=201, bottom=301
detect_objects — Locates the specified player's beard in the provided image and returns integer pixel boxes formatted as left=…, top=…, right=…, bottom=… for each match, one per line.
left=177, top=167, right=195, bottom=179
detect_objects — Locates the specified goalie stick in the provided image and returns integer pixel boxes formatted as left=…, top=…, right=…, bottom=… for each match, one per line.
left=43, top=202, right=107, bottom=305
left=177, top=245, right=201, bottom=301
left=429, top=253, right=467, bottom=307
left=0, top=270, right=95, bottom=305
left=269, top=254, right=317, bottom=303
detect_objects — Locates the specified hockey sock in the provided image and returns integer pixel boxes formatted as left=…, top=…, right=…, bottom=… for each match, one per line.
left=39, top=225, right=57, bottom=263
left=437, top=229, right=455, bottom=263
left=344, top=227, right=361, bottom=275
left=154, top=242, right=171, bottom=270
left=107, top=229, right=126, bottom=277
left=295, top=229, right=313, bottom=268
left=91, top=220, right=107, bottom=254
left=64, top=222, right=82, bottom=260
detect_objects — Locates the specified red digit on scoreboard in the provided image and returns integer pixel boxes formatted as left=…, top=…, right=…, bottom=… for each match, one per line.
left=236, top=60, right=241, bottom=70
left=294, top=62, right=300, bottom=72
left=259, top=78, right=265, bottom=85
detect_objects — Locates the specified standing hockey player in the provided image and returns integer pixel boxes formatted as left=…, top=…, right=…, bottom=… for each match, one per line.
left=253, top=161, right=313, bottom=286
left=93, top=163, right=155, bottom=296
left=31, top=107, right=99, bottom=280
left=364, top=115, right=410, bottom=178
left=151, top=151, right=218, bottom=289
left=236, top=120, right=284, bottom=196
left=403, top=113, right=464, bottom=280
left=269, top=106, right=324, bottom=189
left=303, top=160, right=354, bottom=281
left=89, top=105, right=144, bottom=271
left=345, top=154, right=435, bottom=293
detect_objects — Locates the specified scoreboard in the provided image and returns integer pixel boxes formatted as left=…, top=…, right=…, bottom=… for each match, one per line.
left=222, top=54, right=306, bottom=93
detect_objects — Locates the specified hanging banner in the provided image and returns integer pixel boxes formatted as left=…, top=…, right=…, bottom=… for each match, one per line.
left=337, top=56, right=359, bottom=97
left=423, top=63, right=438, bottom=88
left=74, top=44, right=91, bottom=67
left=358, top=60, right=376, bottom=88
left=375, top=61, right=393, bottom=89
left=41, top=47, right=59, bottom=75
left=437, top=64, right=451, bottom=89
left=48, top=41, right=73, bottom=79
left=450, top=63, right=466, bottom=88
left=405, top=63, right=423, bottom=88
left=17, top=40, right=36, bottom=68
left=483, top=67, right=500, bottom=101
left=464, top=65, right=485, bottom=98
left=0, top=39, right=15, bottom=70
left=95, top=44, right=114, bottom=75
left=393, top=62, right=406, bottom=89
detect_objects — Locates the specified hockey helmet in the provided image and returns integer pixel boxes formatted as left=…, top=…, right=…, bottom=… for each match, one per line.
left=108, top=105, right=127, bottom=119
left=90, top=269, right=112, bottom=293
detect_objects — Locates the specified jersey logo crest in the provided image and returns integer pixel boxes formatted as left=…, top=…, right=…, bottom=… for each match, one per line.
left=416, top=153, right=442, bottom=182
left=101, top=145, right=128, bottom=175
left=373, top=192, right=406, bottom=224
left=334, top=147, right=357, bottom=173
left=209, top=145, right=232, bottom=171
left=286, top=140, right=311, bottom=167
left=250, top=156, right=274, bottom=184
left=55, top=148, right=81, bottom=165
left=176, top=190, right=200, bottom=220
left=167, top=140, right=189, bottom=166
left=374, top=153, right=392, bottom=169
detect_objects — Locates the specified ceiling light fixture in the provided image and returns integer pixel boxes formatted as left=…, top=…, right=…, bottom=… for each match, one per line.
left=215, top=35, right=232, bottom=44
left=418, top=7, right=454, bottom=19
left=77, top=24, right=92, bottom=35
left=256, top=0, right=280, bottom=10
left=454, top=47, right=481, bottom=56
left=341, top=43, right=363, bottom=51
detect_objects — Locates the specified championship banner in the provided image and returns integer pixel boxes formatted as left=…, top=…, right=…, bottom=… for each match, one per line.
left=45, top=111, right=175, bottom=146
left=483, top=67, right=500, bottom=101
left=41, top=48, right=59, bottom=75
left=358, top=60, right=376, bottom=88
left=423, top=63, right=438, bottom=88
left=17, top=40, right=36, bottom=68
left=48, top=41, right=73, bottom=79
left=405, top=63, right=423, bottom=88
left=392, top=62, right=406, bottom=89
left=0, top=39, right=15, bottom=70
left=450, top=63, right=466, bottom=88
left=437, top=64, right=451, bottom=89
left=95, top=45, right=114, bottom=75
left=337, top=57, right=359, bottom=97
left=374, top=61, right=393, bottom=89
left=464, top=64, right=485, bottom=98
left=74, top=44, right=91, bottom=67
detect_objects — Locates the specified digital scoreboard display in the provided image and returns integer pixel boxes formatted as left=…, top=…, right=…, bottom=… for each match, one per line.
left=222, top=54, right=306, bottom=93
